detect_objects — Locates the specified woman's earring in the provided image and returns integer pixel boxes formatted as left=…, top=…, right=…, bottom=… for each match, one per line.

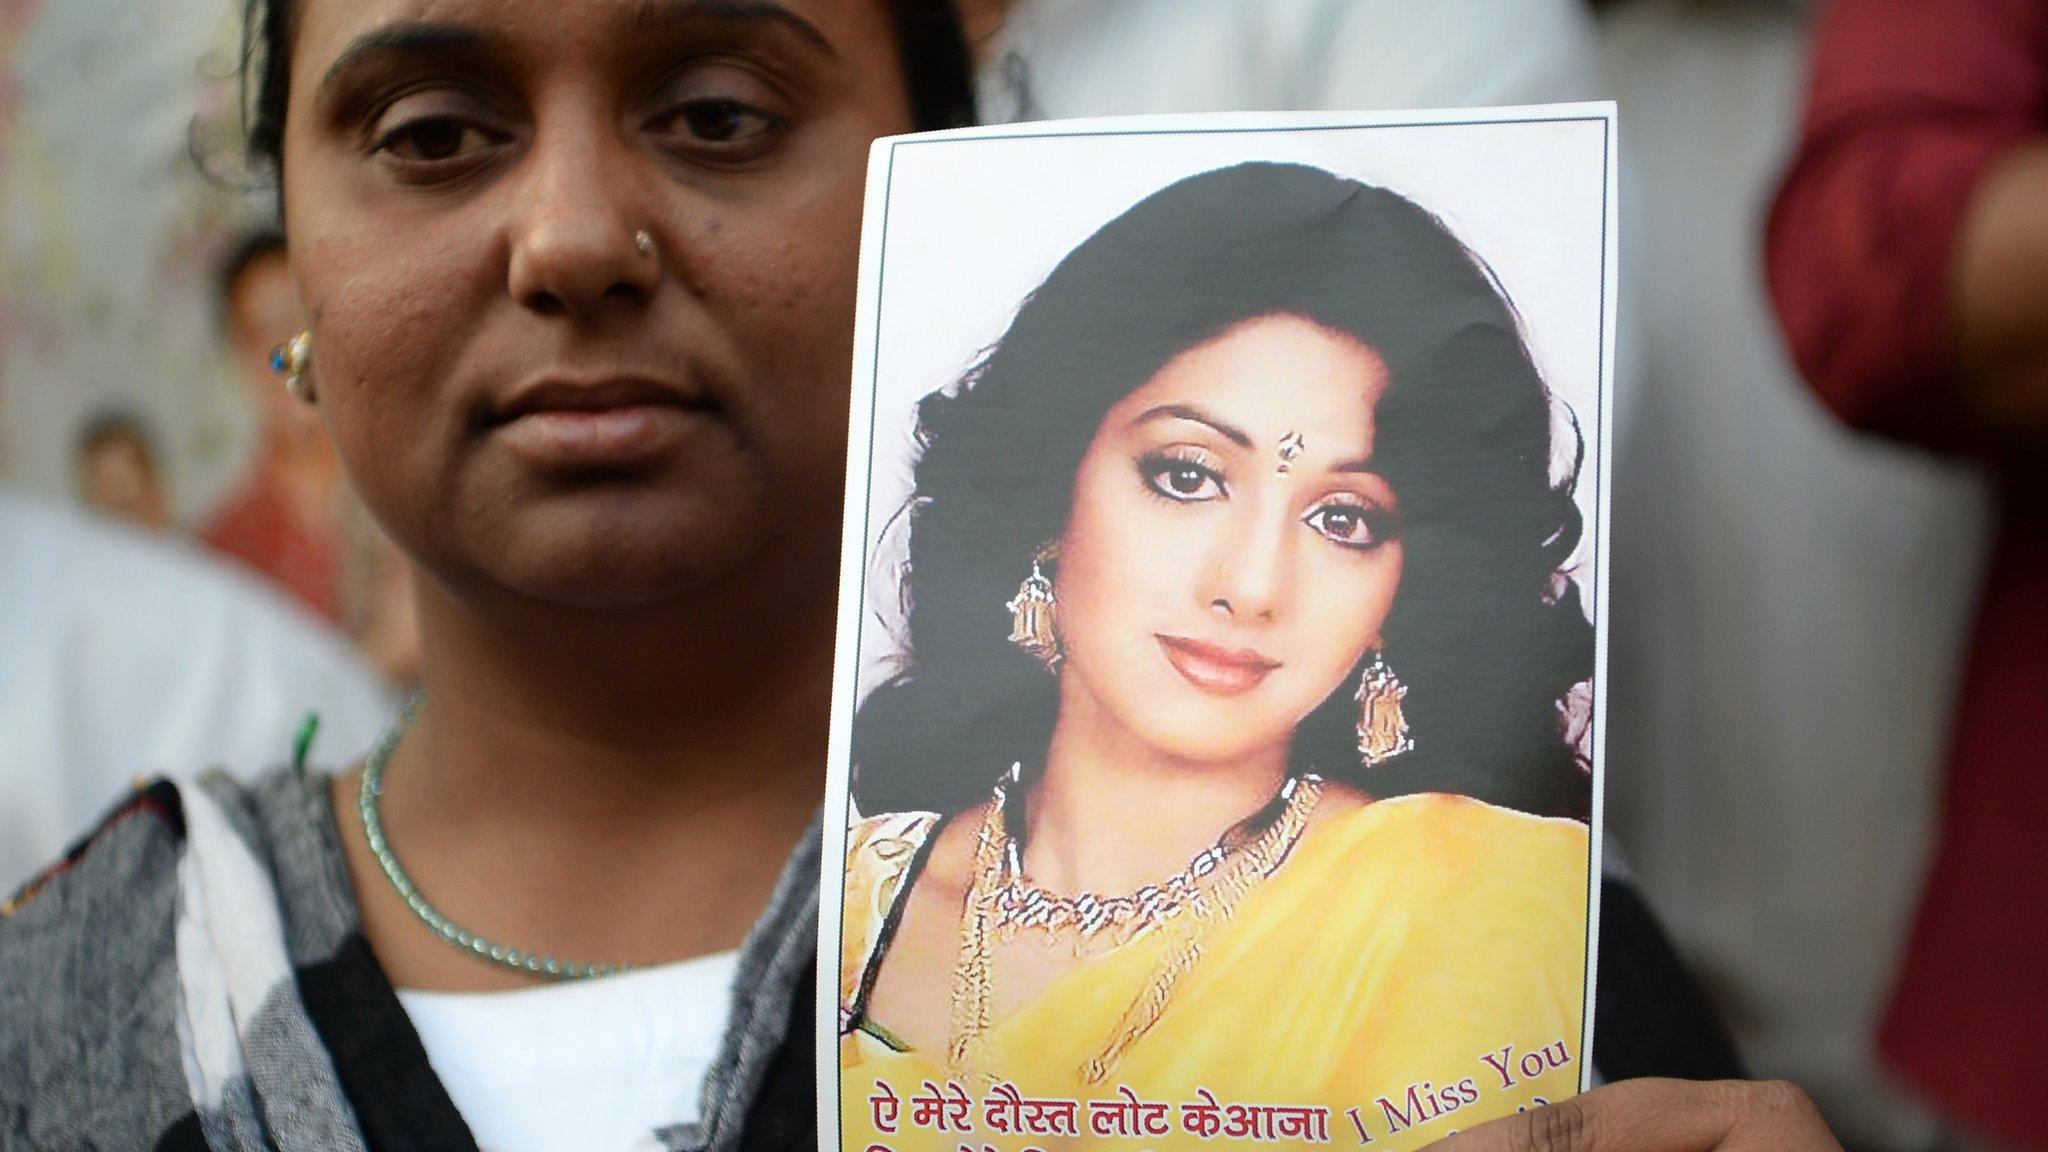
left=270, top=331, right=314, bottom=403
left=1005, top=545, right=1061, bottom=671
left=1355, top=650, right=1413, bottom=767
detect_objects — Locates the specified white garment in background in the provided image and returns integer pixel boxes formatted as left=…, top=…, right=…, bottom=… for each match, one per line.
left=0, top=493, right=395, bottom=887
left=976, top=0, right=1607, bottom=122
left=399, top=950, right=742, bottom=1152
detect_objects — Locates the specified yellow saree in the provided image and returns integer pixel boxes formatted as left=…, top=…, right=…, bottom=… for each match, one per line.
left=838, top=793, right=1590, bottom=1151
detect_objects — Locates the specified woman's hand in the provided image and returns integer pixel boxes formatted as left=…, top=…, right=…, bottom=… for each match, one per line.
left=1422, top=1079, right=1842, bottom=1152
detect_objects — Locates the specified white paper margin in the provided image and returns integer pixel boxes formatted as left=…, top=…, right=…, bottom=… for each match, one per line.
left=1583, top=98, right=1617, bottom=1098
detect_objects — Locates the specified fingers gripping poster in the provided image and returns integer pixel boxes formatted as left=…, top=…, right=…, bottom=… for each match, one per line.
left=820, top=105, right=1615, bottom=1152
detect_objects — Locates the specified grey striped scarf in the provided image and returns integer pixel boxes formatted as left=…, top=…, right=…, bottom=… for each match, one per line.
left=2, top=769, right=821, bottom=1152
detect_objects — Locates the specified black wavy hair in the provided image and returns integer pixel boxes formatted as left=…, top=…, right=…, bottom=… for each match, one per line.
left=853, top=162, right=1595, bottom=821
left=237, top=0, right=977, bottom=172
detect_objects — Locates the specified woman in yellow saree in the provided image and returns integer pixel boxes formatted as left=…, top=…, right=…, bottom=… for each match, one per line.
left=838, top=163, right=1597, bottom=1151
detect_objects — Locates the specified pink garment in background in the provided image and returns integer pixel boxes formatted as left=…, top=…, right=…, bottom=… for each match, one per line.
left=1767, top=0, right=2048, bottom=1145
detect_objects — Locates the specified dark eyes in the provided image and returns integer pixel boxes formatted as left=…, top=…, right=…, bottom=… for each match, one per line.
left=1137, top=450, right=1394, bottom=550
left=367, top=100, right=512, bottom=179
left=365, top=80, right=788, bottom=181
left=654, top=98, right=781, bottom=147
left=375, top=116, right=497, bottom=165
left=1303, top=503, right=1394, bottom=549
left=645, top=58, right=794, bottom=158
left=1143, top=455, right=1226, bottom=502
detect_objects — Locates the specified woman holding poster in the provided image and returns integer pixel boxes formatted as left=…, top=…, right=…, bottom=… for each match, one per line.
left=839, top=161, right=1595, bottom=1147
left=0, top=0, right=1840, bottom=1144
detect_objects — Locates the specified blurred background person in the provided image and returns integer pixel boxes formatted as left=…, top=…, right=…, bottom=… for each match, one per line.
left=203, top=230, right=347, bottom=621
left=0, top=0, right=245, bottom=526
left=1, top=5, right=401, bottom=891
left=203, top=230, right=423, bottom=683
left=71, top=408, right=173, bottom=531
left=1598, top=1, right=1994, bottom=1145
left=1768, top=0, right=2048, bottom=1147
left=1, top=482, right=394, bottom=892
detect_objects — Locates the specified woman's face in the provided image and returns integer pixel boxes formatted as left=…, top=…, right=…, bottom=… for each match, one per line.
left=1054, top=313, right=1404, bottom=766
left=281, top=0, right=911, bottom=610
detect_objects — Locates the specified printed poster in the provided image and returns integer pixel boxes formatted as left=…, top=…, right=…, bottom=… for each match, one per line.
left=820, top=105, right=1616, bottom=1151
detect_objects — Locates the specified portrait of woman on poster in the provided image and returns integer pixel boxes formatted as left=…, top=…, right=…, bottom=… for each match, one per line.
left=839, top=162, right=1598, bottom=1145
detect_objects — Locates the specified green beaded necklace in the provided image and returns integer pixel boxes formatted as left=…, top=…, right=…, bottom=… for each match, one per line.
left=358, top=695, right=637, bottom=981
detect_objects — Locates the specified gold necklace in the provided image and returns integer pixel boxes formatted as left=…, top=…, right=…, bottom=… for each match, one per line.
left=987, top=767, right=1233, bottom=948
left=946, top=768, right=1323, bottom=1081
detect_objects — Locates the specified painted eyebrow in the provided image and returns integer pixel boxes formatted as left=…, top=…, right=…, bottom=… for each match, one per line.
left=1133, top=403, right=1388, bottom=476
left=632, top=0, right=837, bottom=57
left=1131, top=404, right=1254, bottom=449
left=318, top=23, right=496, bottom=100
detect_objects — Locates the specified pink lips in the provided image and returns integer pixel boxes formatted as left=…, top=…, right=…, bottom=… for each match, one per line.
left=490, top=377, right=708, bottom=469
left=1155, top=634, right=1282, bottom=696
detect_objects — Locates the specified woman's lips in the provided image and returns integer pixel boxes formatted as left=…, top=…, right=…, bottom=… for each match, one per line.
left=489, top=377, right=711, bottom=469
left=494, top=403, right=705, bottom=468
left=1155, top=634, right=1282, bottom=696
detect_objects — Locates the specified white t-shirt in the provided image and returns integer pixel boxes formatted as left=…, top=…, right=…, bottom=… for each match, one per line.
left=398, top=950, right=743, bottom=1152
left=0, top=493, right=396, bottom=888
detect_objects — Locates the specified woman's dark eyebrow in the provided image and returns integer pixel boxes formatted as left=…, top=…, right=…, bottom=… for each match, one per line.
left=1132, top=404, right=1254, bottom=449
left=632, top=0, right=837, bottom=57
left=1329, top=458, right=1384, bottom=475
left=318, top=23, right=494, bottom=99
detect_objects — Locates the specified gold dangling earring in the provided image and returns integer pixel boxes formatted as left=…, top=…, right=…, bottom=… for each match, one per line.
left=271, top=330, right=314, bottom=403
left=1355, top=650, right=1413, bottom=767
left=1005, top=544, right=1061, bottom=671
